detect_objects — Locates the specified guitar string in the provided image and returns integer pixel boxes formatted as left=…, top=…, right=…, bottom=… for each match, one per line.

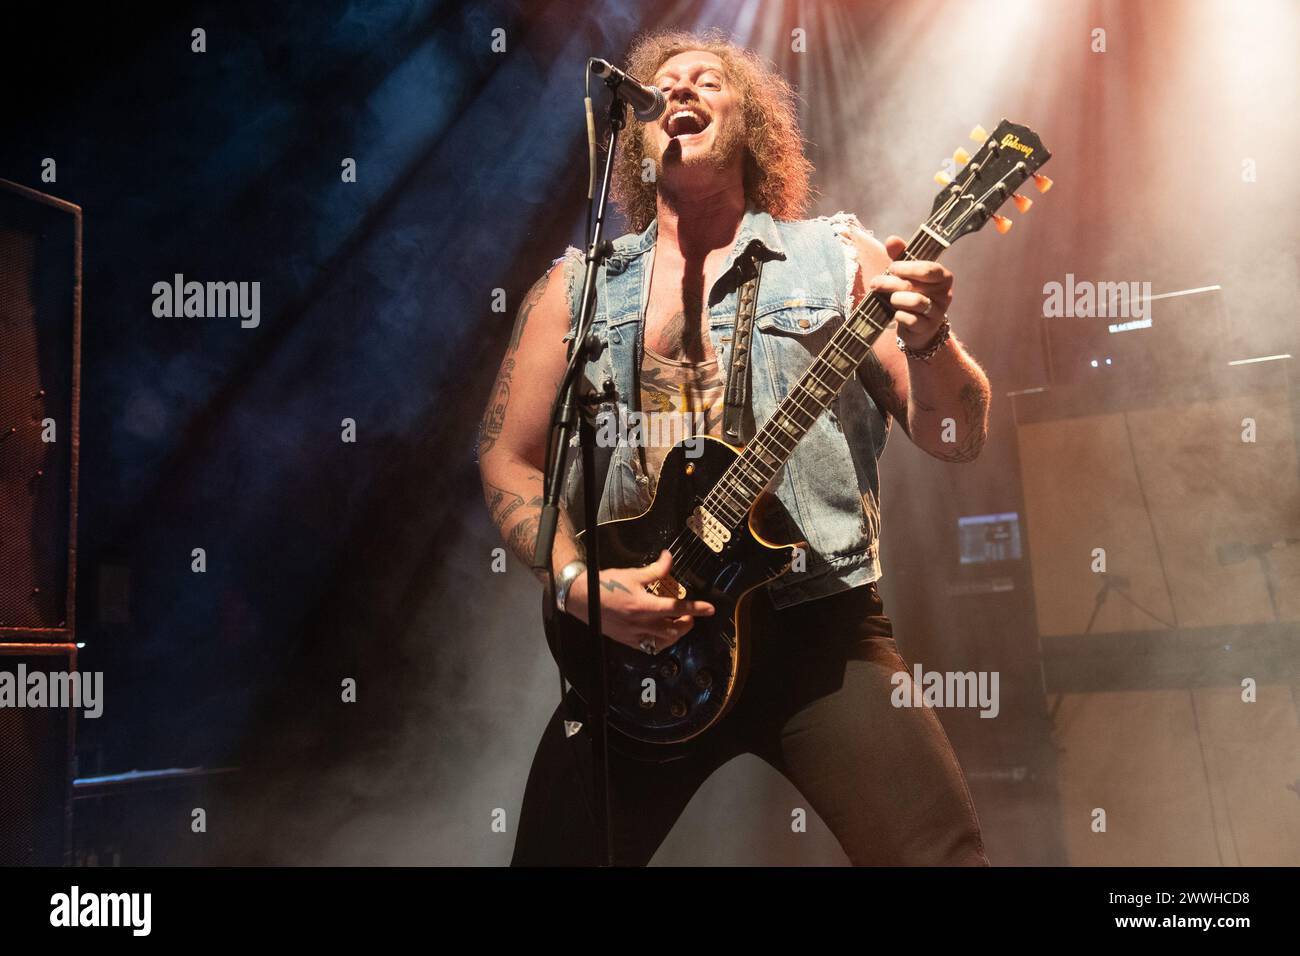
left=654, top=158, right=1026, bottom=596
left=681, top=164, right=1024, bottom=539
left=661, top=230, right=945, bottom=582
left=660, top=228, right=944, bottom=585
left=695, top=175, right=1008, bottom=530
left=678, top=232, right=942, bottom=536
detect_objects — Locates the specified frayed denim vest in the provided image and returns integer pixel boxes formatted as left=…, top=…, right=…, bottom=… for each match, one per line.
left=558, top=207, right=889, bottom=608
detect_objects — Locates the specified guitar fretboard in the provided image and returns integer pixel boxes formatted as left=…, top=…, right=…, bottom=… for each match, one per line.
left=702, top=228, right=947, bottom=527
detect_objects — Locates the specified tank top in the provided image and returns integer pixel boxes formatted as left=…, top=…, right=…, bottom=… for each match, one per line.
left=638, top=344, right=725, bottom=498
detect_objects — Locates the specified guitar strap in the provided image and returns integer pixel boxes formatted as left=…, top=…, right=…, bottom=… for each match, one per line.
left=721, top=246, right=764, bottom=445
left=567, top=241, right=767, bottom=533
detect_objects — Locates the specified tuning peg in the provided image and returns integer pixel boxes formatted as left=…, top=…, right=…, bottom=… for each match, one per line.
left=1032, top=173, right=1054, bottom=193
left=1011, top=192, right=1033, bottom=213
left=991, top=214, right=1013, bottom=234
left=933, top=170, right=953, bottom=186
left=953, top=147, right=971, bottom=165
left=969, top=124, right=988, bottom=143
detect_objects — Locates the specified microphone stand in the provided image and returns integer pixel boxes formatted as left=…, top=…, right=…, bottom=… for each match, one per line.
left=533, top=86, right=630, bottom=867
left=1083, top=573, right=1175, bottom=634
left=1083, top=574, right=1121, bottom=635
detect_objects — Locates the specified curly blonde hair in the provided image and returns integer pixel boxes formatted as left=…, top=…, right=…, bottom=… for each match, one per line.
left=610, top=29, right=813, bottom=233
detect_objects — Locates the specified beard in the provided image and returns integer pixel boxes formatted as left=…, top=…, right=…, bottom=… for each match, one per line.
left=652, top=109, right=746, bottom=180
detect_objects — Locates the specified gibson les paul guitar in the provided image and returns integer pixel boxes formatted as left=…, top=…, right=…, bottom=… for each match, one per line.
left=546, top=119, right=1052, bottom=755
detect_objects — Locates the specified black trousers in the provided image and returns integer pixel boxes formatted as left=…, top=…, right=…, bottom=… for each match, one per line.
left=511, top=581, right=989, bottom=866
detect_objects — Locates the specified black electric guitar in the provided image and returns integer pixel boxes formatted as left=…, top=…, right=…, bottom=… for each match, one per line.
left=545, top=119, right=1052, bottom=756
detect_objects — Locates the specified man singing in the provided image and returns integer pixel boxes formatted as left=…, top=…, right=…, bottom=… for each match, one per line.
left=478, top=29, right=991, bottom=866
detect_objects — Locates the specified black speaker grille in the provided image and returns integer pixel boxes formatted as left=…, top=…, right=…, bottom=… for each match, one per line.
left=0, top=187, right=78, bottom=630
left=0, top=645, right=74, bottom=865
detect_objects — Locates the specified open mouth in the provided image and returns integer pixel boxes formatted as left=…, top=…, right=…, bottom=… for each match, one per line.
left=665, top=107, right=710, bottom=139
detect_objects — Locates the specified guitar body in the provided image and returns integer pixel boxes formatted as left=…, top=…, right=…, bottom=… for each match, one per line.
left=544, top=436, right=797, bottom=758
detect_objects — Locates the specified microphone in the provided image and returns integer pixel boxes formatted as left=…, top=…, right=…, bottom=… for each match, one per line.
left=589, top=57, right=666, bottom=122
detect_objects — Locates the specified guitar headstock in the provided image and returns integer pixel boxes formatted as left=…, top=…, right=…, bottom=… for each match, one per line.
left=928, top=119, right=1052, bottom=242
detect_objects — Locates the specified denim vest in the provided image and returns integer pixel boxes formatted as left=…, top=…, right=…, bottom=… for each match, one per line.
left=558, top=207, right=889, bottom=608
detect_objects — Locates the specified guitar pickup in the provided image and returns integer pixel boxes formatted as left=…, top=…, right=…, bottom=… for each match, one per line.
left=686, top=506, right=731, bottom=554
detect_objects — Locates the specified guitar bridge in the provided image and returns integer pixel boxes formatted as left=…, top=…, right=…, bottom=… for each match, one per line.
left=687, top=505, right=731, bottom=554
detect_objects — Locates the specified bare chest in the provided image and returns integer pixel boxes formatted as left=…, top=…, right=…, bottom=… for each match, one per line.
left=642, top=250, right=733, bottom=364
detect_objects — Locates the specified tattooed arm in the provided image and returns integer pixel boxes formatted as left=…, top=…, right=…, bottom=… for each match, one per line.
left=844, top=225, right=990, bottom=462
left=865, top=338, right=991, bottom=462
left=477, top=258, right=716, bottom=650
left=477, top=266, right=583, bottom=583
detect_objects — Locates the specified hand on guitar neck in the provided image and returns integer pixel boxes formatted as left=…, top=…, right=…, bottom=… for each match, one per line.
left=873, top=233, right=955, bottom=351
left=566, top=550, right=715, bottom=653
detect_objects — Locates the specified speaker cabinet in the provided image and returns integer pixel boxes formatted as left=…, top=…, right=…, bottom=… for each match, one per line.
left=0, top=179, right=81, bottom=639
left=0, top=642, right=76, bottom=865
left=1050, top=684, right=1300, bottom=865
left=1014, top=360, right=1300, bottom=864
left=1014, top=360, right=1300, bottom=636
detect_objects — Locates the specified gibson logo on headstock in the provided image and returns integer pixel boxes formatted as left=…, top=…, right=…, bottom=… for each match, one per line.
left=1000, top=133, right=1034, bottom=157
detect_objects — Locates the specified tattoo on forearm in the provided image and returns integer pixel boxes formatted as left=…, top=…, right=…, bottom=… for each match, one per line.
left=506, top=513, right=541, bottom=566
left=930, top=383, right=989, bottom=463
left=485, top=474, right=577, bottom=583
left=858, top=355, right=910, bottom=433
left=485, top=475, right=546, bottom=565
left=484, top=480, right=541, bottom=530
